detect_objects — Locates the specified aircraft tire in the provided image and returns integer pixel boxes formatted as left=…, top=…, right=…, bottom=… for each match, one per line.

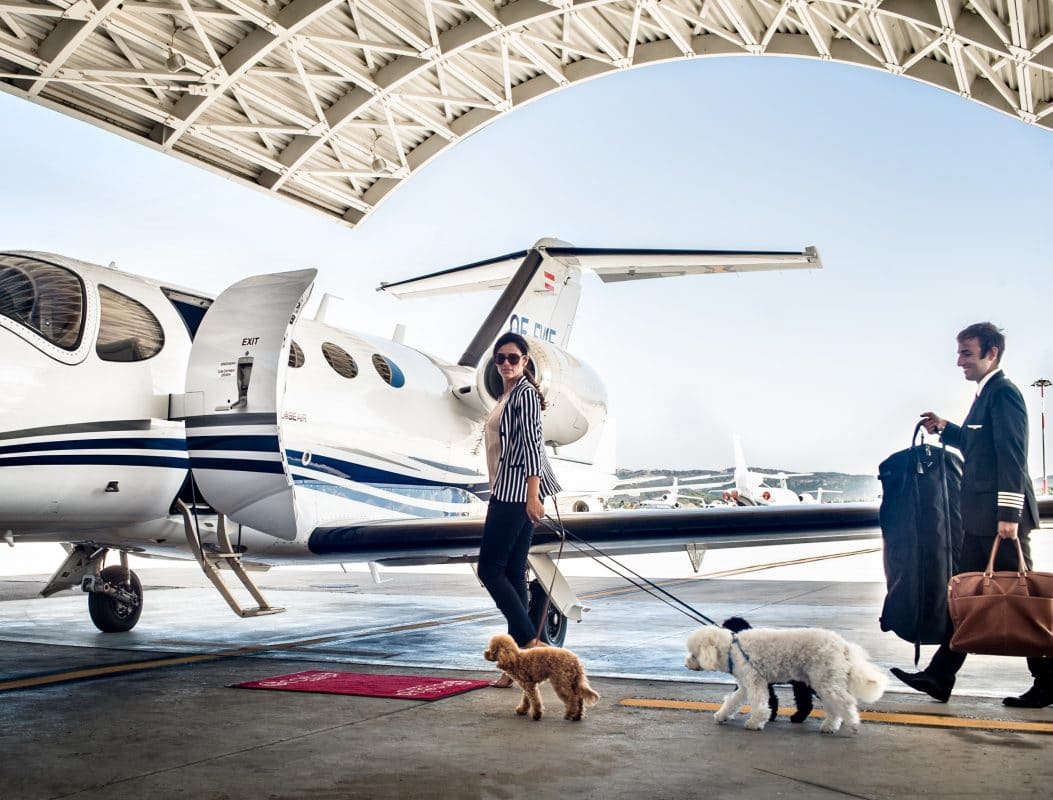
left=528, top=579, right=568, bottom=647
left=88, top=565, right=143, bottom=633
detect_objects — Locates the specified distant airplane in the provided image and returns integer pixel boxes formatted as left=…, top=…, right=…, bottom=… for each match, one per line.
left=1, top=240, right=892, bottom=645
left=614, top=475, right=733, bottom=508
left=799, top=488, right=843, bottom=505
left=722, top=434, right=813, bottom=505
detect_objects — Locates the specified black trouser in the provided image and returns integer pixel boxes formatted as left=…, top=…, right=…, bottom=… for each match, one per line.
left=927, top=532, right=1053, bottom=687
left=478, top=499, right=536, bottom=646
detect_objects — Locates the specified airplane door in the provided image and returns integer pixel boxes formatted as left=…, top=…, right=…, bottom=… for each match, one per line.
left=183, top=269, right=316, bottom=539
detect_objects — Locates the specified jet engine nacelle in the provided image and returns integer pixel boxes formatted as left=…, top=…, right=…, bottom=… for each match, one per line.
left=477, top=339, right=607, bottom=447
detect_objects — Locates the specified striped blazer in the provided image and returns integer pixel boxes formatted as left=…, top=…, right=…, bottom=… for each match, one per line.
left=940, top=370, right=1039, bottom=535
left=490, top=376, right=562, bottom=503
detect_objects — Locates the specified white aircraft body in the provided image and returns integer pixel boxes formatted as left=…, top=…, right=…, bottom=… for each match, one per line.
left=0, top=241, right=886, bottom=642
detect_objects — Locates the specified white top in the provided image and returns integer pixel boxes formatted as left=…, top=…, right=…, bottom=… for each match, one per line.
left=484, top=394, right=509, bottom=486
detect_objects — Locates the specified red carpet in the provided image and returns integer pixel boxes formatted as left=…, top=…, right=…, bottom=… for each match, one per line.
left=232, top=670, right=491, bottom=700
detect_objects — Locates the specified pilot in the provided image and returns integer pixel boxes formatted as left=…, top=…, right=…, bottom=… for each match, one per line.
left=478, top=332, right=562, bottom=687
left=891, top=322, right=1051, bottom=708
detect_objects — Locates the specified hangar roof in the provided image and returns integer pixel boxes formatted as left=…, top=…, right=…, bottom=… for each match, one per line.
left=2, top=0, right=1050, bottom=226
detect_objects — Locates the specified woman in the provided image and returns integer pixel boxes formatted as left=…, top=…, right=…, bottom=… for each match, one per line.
left=479, top=332, right=562, bottom=687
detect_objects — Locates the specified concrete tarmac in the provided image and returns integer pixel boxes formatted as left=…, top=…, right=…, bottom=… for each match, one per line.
left=1, top=541, right=1051, bottom=799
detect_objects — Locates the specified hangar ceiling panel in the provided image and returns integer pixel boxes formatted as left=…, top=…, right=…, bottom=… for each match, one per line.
left=2, top=0, right=1051, bottom=226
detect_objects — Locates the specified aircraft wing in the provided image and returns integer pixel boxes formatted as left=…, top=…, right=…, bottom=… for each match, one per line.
left=306, top=502, right=880, bottom=566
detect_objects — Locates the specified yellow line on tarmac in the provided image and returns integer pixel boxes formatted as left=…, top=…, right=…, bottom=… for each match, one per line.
left=618, top=698, right=1053, bottom=734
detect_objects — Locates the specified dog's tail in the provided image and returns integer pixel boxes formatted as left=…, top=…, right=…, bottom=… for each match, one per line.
left=578, top=674, right=601, bottom=707
left=846, top=642, right=888, bottom=703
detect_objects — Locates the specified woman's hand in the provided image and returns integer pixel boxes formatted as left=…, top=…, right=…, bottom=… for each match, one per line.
left=525, top=476, right=543, bottom=523
left=526, top=495, right=544, bottom=524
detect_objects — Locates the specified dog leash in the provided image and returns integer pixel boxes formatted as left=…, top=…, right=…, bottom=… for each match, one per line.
left=536, top=517, right=718, bottom=627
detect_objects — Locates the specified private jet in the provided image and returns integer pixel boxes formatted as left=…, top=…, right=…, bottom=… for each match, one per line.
left=0, top=240, right=885, bottom=644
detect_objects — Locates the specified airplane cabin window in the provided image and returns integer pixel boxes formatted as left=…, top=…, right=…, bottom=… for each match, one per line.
left=289, top=340, right=305, bottom=368
left=0, top=255, right=85, bottom=350
left=371, top=353, right=405, bottom=388
left=322, top=342, right=357, bottom=378
left=96, top=285, right=165, bottom=362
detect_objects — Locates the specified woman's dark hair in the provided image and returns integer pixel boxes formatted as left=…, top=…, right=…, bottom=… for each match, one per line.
left=493, top=332, right=547, bottom=410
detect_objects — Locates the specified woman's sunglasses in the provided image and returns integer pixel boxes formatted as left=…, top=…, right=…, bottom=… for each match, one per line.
left=494, top=353, right=523, bottom=365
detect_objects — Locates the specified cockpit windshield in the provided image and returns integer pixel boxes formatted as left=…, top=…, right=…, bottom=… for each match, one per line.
left=0, top=255, right=85, bottom=350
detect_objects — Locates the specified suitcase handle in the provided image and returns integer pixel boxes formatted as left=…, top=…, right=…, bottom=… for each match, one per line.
left=912, top=420, right=927, bottom=447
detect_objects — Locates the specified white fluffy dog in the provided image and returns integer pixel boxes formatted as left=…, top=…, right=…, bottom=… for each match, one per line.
left=685, top=626, right=887, bottom=734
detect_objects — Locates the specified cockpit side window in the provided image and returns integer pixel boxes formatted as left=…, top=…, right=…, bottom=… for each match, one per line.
left=0, top=255, right=85, bottom=350
left=96, top=285, right=165, bottom=362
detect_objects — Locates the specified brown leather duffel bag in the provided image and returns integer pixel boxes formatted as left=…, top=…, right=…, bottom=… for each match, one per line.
left=948, top=536, right=1053, bottom=657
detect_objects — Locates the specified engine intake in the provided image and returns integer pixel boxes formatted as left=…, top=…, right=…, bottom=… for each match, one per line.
left=476, top=339, right=606, bottom=446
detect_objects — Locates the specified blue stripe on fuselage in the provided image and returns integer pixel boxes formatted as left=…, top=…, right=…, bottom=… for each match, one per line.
left=287, top=449, right=488, bottom=494
left=0, top=437, right=187, bottom=456
left=0, top=454, right=189, bottom=468
left=186, top=435, right=280, bottom=452
left=293, top=478, right=476, bottom=518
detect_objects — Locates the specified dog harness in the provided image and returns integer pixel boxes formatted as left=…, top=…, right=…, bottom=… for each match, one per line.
left=728, top=633, right=771, bottom=684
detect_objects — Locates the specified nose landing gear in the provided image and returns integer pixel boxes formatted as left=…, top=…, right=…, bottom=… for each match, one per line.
left=85, top=564, right=143, bottom=632
left=41, top=545, right=144, bottom=632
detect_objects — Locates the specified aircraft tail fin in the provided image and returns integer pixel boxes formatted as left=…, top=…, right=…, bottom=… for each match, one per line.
left=732, top=433, right=752, bottom=493
left=379, top=238, right=582, bottom=364
left=379, top=241, right=820, bottom=367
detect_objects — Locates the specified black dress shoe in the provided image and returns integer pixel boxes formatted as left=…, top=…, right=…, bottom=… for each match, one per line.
left=890, top=668, right=952, bottom=703
left=1003, top=684, right=1053, bottom=708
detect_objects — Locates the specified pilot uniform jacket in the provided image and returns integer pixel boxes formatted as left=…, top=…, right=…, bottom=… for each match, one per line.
left=939, top=370, right=1039, bottom=537
left=489, top=376, right=561, bottom=503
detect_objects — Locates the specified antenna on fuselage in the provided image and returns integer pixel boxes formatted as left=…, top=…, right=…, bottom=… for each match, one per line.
left=314, top=293, right=343, bottom=323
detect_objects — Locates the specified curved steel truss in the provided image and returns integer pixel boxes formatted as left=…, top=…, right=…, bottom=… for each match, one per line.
left=2, top=0, right=1051, bottom=225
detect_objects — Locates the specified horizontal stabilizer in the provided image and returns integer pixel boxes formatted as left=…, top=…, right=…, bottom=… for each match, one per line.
left=378, top=246, right=820, bottom=298
left=583, top=246, right=821, bottom=282
left=378, top=251, right=528, bottom=299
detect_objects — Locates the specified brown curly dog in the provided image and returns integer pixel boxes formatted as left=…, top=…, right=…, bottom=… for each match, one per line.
left=483, top=634, right=600, bottom=721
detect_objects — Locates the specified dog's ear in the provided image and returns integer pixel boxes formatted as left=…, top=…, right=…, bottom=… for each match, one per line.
left=694, top=631, right=724, bottom=671
left=722, top=616, right=751, bottom=633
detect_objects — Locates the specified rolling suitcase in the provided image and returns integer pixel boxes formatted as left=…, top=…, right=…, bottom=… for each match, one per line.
left=877, top=422, right=963, bottom=662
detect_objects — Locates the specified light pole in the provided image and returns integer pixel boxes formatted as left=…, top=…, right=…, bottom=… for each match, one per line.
left=1032, top=379, right=1051, bottom=495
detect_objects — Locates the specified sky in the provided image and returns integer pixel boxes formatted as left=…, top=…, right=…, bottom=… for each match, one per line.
left=2, top=55, right=1053, bottom=477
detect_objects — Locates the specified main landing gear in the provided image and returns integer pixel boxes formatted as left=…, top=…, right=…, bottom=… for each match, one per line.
left=41, top=545, right=144, bottom=632
left=528, top=578, right=568, bottom=647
